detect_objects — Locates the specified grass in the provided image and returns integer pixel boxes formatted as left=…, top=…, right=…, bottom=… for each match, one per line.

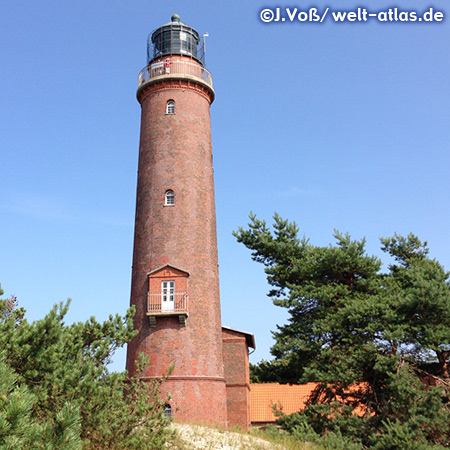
left=167, top=422, right=322, bottom=450
left=249, top=425, right=322, bottom=450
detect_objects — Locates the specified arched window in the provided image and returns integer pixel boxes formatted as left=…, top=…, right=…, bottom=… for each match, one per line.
left=165, top=190, right=174, bottom=205
left=166, top=100, right=175, bottom=114
left=164, top=404, right=172, bottom=419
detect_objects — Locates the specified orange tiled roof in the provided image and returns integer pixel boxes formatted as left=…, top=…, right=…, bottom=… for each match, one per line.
left=250, top=383, right=318, bottom=423
left=250, top=382, right=371, bottom=423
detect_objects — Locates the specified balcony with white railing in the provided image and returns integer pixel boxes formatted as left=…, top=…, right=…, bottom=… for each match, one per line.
left=147, top=291, right=189, bottom=327
left=138, top=59, right=213, bottom=90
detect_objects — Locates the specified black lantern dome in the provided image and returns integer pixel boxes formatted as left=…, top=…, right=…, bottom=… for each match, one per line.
left=147, top=14, right=203, bottom=65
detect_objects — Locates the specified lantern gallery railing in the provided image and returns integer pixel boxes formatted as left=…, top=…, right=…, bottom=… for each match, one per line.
left=138, top=59, right=213, bottom=89
left=147, top=291, right=189, bottom=314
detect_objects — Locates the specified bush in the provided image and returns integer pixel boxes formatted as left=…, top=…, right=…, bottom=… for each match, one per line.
left=0, top=285, right=172, bottom=449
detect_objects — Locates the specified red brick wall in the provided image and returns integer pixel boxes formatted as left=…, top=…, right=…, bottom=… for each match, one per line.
left=142, top=377, right=227, bottom=426
left=126, top=58, right=227, bottom=426
left=148, top=265, right=188, bottom=293
left=222, top=328, right=251, bottom=428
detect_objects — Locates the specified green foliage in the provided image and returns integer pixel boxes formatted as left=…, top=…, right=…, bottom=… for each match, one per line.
left=275, top=413, right=362, bottom=450
left=249, top=424, right=323, bottom=450
left=370, top=418, right=447, bottom=450
left=235, top=214, right=450, bottom=448
left=0, top=350, right=82, bottom=449
left=250, top=359, right=294, bottom=383
left=0, top=287, right=172, bottom=449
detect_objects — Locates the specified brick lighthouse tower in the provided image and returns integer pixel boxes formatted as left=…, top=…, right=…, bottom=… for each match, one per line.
left=126, top=15, right=228, bottom=425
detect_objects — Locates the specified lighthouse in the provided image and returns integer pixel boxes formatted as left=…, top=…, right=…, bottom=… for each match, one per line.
left=126, top=14, right=228, bottom=426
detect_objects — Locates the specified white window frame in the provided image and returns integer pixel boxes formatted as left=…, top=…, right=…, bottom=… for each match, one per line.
left=166, top=100, right=175, bottom=114
left=161, top=281, right=175, bottom=312
left=165, top=190, right=175, bottom=206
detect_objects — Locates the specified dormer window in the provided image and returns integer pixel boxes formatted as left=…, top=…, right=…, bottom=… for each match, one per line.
left=147, top=264, right=189, bottom=327
left=165, top=190, right=174, bottom=205
left=166, top=100, right=175, bottom=114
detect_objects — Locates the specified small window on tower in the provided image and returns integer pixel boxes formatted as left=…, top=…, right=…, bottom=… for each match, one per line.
left=166, top=100, right=175, bottom=114
left=165, top=190, right=175, bottom=205
left=164, top=404, right=172, bottom=419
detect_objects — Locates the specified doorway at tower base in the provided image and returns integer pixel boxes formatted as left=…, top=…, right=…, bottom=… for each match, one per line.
left=140, top=326, right=255, bottom=428
left=146, top=377, right=228, bottom=426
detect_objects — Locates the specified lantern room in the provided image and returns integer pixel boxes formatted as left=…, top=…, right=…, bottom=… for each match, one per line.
left=147, top=13, right=204, bottom=65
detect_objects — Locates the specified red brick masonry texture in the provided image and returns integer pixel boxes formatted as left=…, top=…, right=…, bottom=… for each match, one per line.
left=126, top=56, right=228, bottom=426
left=222, top=328, right=252, bottom=428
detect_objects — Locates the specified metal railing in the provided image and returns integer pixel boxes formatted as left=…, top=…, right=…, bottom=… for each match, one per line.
left=148, top=291, right=189, bottom=314
left=138, top=59, right=213, bottom=89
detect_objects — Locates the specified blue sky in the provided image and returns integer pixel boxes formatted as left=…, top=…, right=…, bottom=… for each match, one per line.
left=1, top=1, right=449, bottom=371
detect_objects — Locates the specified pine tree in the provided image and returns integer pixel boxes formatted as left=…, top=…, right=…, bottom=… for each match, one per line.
left=0, top=350, right=82, bottom=449
left=235, top=214, right=450, bottom=448
left=0, top=285, right=172, bottom=449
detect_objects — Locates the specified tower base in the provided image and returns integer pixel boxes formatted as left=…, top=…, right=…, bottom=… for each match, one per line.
left=143, top=376, right=228, bottom=426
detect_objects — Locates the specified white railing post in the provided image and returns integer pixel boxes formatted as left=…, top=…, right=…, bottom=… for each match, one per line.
left=148, top=291, right=188, bottom=313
